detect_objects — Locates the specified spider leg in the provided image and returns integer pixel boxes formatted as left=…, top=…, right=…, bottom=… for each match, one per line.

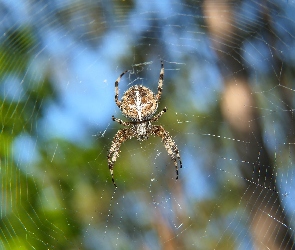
left=115, top=70, right=129, bottom=108
left=152, top=125, right=182, bottom=179
left=107, top=128, right=134, bottom=187
left=155, top=60, right=164, bottom=101
left=149, top=107, right=167, bottom=122
left=112, top=116, right=132, bottom=126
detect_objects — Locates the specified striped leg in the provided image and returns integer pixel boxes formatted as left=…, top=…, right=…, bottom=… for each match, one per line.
left=156, top=61, right=164, bottom=101
left=149, top=108, right=167, bottom=122
left=152, top=125, right=182, bottom=179
left=115, top=70, right=129, bottom=108
left=112, top=116, right=132, bottom=126
left=107, top=128, right=134, bottom=187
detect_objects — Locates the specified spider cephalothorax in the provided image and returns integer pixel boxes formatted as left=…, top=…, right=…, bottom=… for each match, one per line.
left=108, top=61, right=182, bottom=187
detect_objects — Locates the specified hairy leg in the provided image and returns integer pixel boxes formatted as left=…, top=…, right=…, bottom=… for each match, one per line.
left=152, top=125, right=182, bottom=179
left=149, top=108, right=167, bottom=122
left=107, top=128, right=134, bottom=187
left=115, top=70, right=129, bottom=108
left=112, top=116, right=132, bottom=126
left=156, top=60, right=164, bottom=101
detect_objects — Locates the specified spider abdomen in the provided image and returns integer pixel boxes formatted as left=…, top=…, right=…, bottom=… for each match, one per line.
left=121, top=85, right=158, bottom=121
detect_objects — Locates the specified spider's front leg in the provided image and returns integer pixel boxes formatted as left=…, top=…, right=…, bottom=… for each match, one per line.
left=115, top=70, right=129, bottom=108
left=155, top=60, right=164, bottom=101
left=107, top=128, right=134, bottom=187
left=152, top=125, right=182, bottom=179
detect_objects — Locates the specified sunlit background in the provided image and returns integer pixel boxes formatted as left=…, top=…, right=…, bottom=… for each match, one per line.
left=1, top=0, right=295, bottom=249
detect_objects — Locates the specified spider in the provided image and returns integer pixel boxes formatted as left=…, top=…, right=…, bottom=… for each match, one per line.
left=108, top=61, right=182, bottom=187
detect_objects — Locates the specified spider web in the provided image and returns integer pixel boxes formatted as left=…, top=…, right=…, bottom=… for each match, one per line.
left=1, top=0, right=295, bottom=249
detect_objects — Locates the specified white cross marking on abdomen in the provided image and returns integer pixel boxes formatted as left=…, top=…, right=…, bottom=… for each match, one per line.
left=129, top=86, right=150, bottom=120
left=135, top=90, right=143, bottom=120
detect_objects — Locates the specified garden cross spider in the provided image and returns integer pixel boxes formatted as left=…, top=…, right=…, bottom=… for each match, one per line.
left=107, top=61, right=182, bottom=187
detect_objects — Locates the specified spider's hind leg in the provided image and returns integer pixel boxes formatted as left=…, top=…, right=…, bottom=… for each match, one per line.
left=107, top=128, right=134, bottom=187
left=152, top=125, right=182, bottom=179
